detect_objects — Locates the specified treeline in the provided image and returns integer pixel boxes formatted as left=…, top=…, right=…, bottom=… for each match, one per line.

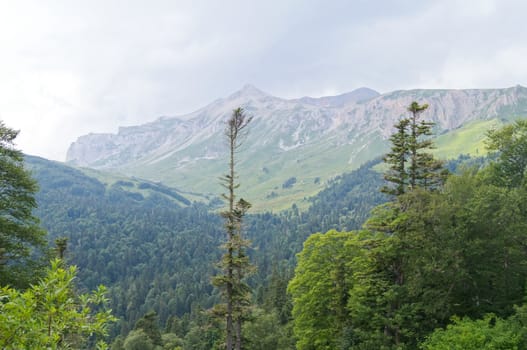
left=25, top=137, right=484, bottom=349
left=3, top=108, right=525, bottom=348
left=25, top=146, right=388, bottom=346
left=0, top=122, right=114, bottom=349
left=288, top=119, right=527, bottom=348
left=29, top=156, right=224, bottom=334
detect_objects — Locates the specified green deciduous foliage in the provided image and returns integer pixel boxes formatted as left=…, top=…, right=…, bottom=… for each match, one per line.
left=289, top=119, right=527, bottom=349
left=348, top=192, right=456, bottom=348
left=420, top=304, right=527, bottom=350
left=348, top=169, right=527, bottom=347
left=444, top=173, right=527, bottom=318
left=290, top=172, right=527, bottom=348
left=242, top=308, right=294, bottom=350
left=420, top=315, right=519, bottom=350
left=0, top=259, right=115, bottom=349
left=182, top=309, right=222, bottom=350
left=485, top=119, right=527, bottom=188
left=0, top=121, right=47, bottom=287
left=161, top=333, right=184, bottom=350
left=123, top=329, right=156, bottom=350
left=288, top=230, right=362, bottom=350
left=133, top=311, right=163, bottom=347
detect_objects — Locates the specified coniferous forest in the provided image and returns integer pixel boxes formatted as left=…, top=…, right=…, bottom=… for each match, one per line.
left=2, top=103, right=527, bottom=349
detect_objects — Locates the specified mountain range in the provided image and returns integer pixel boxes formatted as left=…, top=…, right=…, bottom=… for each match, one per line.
left=66, top=84, right=527, bottom=210
left=23, top=84, right=527, bottom=342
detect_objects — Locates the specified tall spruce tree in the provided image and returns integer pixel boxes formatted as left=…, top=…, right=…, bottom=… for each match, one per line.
left=368, top=102, right=448, bottom=346
left=0, top=121, right=47, bottom=288
left=213, top=108, right=253, bottom=350
left=382, top=118, right=410, bottom=196
left=382, top=102, right=446, bottom=195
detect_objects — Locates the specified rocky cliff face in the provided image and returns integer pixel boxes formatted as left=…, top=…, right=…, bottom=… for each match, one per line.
left=66, top=84, right=527, bottom=207
left=66, top=85, right=381, bottom=168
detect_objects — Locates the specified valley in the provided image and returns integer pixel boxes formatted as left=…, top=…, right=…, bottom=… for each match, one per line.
left=9, top=85, right=527, bottom=349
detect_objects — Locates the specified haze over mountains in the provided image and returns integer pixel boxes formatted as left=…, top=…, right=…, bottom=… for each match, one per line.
left=66, top=84, right=527, bottom=209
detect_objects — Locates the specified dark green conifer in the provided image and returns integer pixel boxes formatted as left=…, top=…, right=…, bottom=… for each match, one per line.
left=213, top=108, right=253, bottom=350
left=0, top=121, right=47, bottom=287
left=134, top=311, right=163, bottom=346
left=382, top=102, right=446, bottom=196
left=382, top=118, right=410, bottom=196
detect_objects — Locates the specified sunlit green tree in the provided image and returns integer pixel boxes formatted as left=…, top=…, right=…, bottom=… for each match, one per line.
left=288, top=230, right=362, bottom=349
left=485, top=119, right=527, bottom=188
left=0, top=259, right=115, bottom=349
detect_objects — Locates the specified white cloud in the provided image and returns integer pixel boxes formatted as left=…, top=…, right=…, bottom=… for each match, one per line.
left=0, top=0, right=526, bottom=160
left=432, top=45, right=527, bottom=88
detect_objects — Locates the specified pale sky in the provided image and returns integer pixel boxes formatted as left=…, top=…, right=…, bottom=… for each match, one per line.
left=1, top=0, right=526, bottom=161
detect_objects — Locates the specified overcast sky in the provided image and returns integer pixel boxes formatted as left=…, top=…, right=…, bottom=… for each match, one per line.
left=1, top=0, right=526, bottom=161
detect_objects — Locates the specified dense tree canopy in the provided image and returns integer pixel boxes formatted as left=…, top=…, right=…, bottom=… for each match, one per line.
left=289, top=230, right=376, bottom=350
left=485, top=119, right=527, bottom=188
left=289, top=116, right=527, bottom=349
left=0, top=259, right=115, bottom=349
left=421, top=306, right=527, bottom=350
left=0, top=121, right=47, bottom=287
left=21, top=111, right=527, bottom=349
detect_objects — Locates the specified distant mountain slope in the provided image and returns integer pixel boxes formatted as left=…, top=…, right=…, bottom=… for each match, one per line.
left=26, top=155, right=194, bottom=207
left=25, top=155, right=223, bottom=334
left=27, top=150, right=484, bottom=336
left=26, top=153, right=389, bottom=335
left=293, top=87, right=380, bottom=107
left=66, top=85, right=527, bottom=210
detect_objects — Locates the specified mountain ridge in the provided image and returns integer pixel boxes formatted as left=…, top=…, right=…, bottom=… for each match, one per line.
left=66, top=84, right=527, bottom=210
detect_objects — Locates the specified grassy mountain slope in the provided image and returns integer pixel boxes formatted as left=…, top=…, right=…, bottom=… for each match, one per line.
left=433, top=118, right=503, bottom=159
left=66, top=86, right=527, bottom=211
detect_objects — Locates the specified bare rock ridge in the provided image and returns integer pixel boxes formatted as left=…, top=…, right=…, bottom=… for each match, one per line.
left=66, top=85, right=381, bottom=168
left=294, top=87, right=380, bottom=107
left=66, top=84, right=527, bottom=201
left=67, top=85, right=527, bottom=167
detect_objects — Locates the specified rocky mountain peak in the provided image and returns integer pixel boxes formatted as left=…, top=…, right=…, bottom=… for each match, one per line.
left=228, top=84, right=271, bottom=100
left=66, top=85, right=527, bottom=205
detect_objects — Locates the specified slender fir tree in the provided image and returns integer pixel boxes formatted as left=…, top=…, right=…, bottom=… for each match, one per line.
left=377, top=102, right=448, bottom=345
left=213, top=108, right=253, bottom=350
left=382, top=118, right=410, bottom=196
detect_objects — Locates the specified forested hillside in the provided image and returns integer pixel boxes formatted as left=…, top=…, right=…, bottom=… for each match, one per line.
left=3, top=1, right=527, bottom=348
left=4, top=104, right=522, bottom=349
left=25, top=154, right=387, bottom=341
left=288, top=118, right=527, bottom=349
left=24, top=151, right=490, bottom=349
